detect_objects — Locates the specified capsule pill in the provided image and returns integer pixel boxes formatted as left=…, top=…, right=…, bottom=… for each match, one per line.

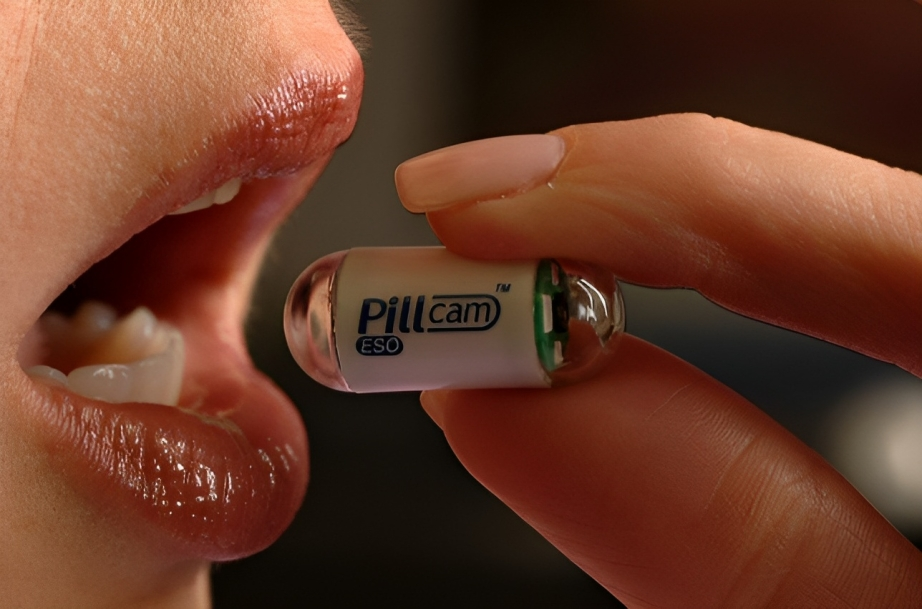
left=284, top=247, right=624, bottom=393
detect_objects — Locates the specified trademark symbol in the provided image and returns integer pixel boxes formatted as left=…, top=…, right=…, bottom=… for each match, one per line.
left=496, top=283, right=511, bottom=293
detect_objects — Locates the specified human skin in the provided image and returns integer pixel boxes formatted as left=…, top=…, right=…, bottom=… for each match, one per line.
left=396, top=114, right=922, bottom=606
left=0, top=1, right=362, bottom=607
left=3, top=1, right=917, bottom=608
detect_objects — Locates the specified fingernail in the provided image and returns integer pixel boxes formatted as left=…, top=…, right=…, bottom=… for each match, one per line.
left=395, top=134, right=566, bottom=213
left=420, top=392, right=446, bottom=430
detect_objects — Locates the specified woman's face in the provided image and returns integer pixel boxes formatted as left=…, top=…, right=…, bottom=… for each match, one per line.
left=0, top=1, right=362, bottom=606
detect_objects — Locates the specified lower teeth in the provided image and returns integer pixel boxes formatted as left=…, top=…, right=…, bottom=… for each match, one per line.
left=24, top=302, right=185, bottom=406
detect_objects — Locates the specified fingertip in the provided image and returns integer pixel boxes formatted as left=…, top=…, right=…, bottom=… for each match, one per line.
left=419, top=390, right=447, bottom=430
left=395, top=134, right=566, bottom=213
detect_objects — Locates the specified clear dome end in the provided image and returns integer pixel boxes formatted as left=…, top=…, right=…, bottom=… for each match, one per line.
left=284, top=251, right=350, bottom=392
left=540, top=260, right=625, bottom=386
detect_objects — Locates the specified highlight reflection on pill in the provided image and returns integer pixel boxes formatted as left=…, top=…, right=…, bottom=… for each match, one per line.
left=284, top=247, right=624, bottom=393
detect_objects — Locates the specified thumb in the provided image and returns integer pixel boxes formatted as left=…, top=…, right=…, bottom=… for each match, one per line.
left=420, top=336, right=922, bottom=607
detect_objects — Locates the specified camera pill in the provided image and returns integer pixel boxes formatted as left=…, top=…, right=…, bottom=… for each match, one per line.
left=284, top=247, right=624, bottom=393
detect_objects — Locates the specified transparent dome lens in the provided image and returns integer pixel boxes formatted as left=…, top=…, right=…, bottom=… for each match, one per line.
left=284, top=250, right=348, bottom=391
left=534, top=259, right=624, bottom=386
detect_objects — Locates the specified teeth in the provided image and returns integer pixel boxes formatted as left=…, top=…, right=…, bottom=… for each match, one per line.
left=212, top=178, right=242, bottom=204
left=169, top=178, right=242, bottom=215
left=26, top=302, right=185, bottom=406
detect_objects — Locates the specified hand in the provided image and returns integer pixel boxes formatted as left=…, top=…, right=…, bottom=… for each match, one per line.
left=395, top=115, right=922, bottom=607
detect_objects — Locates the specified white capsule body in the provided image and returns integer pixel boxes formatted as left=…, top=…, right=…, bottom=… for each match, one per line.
left=285, top=247, right=624, bottom=393
left=336, top=248, right=546, bottom=392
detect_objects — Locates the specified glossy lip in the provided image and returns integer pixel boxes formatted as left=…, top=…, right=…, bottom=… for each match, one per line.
left=14, top=60, right=363, bottom=561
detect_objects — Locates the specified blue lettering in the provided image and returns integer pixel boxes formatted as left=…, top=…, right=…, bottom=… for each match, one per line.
left=398, top=296, right=412, bottom=333
left=445, top=303, right=463, bottom=323
left=413, top=296, right=426, bottom=332
left=384, top=296, right=399, bottom=333
left=355, top=335, right=404, bottom=356
left=358, top=298, right=387, bottom=334
left=427, top=294, right=501, bottom=332
left=464, top=301, right=493, bottom=324
left=429, top=302, right=446, bottom=324
left=357, top=336, right=374, bottom=355
left=358, top=294, right=501, bottom=335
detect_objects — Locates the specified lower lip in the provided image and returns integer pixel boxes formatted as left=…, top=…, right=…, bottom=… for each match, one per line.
left=28, top=366, right=308, bottom=561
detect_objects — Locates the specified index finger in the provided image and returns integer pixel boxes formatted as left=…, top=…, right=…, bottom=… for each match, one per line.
left=396, top=115, right=922, bottom=374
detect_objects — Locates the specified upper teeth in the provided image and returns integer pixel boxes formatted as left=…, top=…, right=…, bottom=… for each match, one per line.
left=169, top=178, right=242, bottom=215
left=26, top=302, right=185, bottom=406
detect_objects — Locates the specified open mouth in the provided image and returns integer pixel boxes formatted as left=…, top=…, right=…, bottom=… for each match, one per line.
left=12, top=65, right=362, bottom=562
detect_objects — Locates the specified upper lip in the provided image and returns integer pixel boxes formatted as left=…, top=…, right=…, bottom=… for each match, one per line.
left=15, top=56, right=364, bottom=559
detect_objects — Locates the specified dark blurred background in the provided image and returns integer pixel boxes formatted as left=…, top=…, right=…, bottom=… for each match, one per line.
left=213, top=1, right=922, bottom=606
